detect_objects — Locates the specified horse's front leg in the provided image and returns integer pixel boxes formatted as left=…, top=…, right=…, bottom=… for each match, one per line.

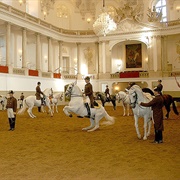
left=134, top=115, right=141, bottom=139
left=122, top=104, right=126, bottom=116
left=127, top=104, right=130, bottom=116
left=47, top=105, right=53, bottom=117
left=63, top=106, right=75, bottom=117
left=147, top=119, right=152, bottom=137
left=82, top=118, right=95, bottom=131
left=55, top=104, right=58, bottom=113
left=143, top=117, right=148, bottom=140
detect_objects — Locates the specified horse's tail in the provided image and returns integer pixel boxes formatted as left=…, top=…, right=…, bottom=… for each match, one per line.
left=102, top=110, right=115, bottom=126
left=17, top=99, right=27, bottom=114
left=172, top=99, right=179, bottom=115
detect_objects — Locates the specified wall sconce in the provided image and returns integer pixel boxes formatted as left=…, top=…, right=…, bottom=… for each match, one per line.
left=176, top=6, right=180, bottom=12
left=116, top=59, right=122, bottom=71
left=44, top=55, right=48, bottom=63
left=18, top=49, right=22, bottom=61
left=19, top=0, right=26, bottom=6
left=87, top=18, right=91, bottom=24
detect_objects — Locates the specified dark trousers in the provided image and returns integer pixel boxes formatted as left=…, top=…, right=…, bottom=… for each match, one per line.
left=155, top=130, right=163, bottom=142
left=8, top=117, right=16, bottom=130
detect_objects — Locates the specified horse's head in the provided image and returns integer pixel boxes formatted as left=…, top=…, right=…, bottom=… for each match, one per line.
left=65, top=83, right=74, bottom=97
left=116, top=91, right=125, bottom=103
left=128, top=88, right=137, bottom=108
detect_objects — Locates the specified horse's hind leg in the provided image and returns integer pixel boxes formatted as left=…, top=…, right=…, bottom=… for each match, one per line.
left=87, top=118, right=100, bottom=132
left=82, top=118, right=95, bottom=131
left=165, top=105, right=170, bottom=119
left=27, top=108, right=36, bottom=118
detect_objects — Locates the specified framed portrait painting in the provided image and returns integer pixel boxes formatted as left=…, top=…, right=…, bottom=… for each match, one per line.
left=126, top=44, right=142, bottom=68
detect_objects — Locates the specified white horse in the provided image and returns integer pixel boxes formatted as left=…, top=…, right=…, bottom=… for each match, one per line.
left=50, top=92, right=63, bottom=113
left=18, top=88, right=53, bottom=118
left=128, top=85, right=153, bottom=140
left=0, top=95, right=7, bottom=110
left=116, top=91, right=131, bottom=116
left=63, top=82, right=115, bottom=132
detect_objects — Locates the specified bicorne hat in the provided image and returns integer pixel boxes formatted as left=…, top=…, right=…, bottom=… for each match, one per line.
left=84, top=76, right=90, bottom=80
left=8, top=90, right=14, bottom=94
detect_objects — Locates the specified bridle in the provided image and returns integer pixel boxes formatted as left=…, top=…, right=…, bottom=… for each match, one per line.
left=129, top=91, right=137, bottom=108
left=65, top=84, right=83, bottom=97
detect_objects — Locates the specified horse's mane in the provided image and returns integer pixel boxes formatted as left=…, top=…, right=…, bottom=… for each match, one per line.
left=74, top=85, right=83, bottom=95
left=142, top=88, right=154, bottom=96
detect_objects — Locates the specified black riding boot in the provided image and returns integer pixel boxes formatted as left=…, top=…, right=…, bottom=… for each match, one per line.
left=11, top=117, right=16, bottom=130
left=38, top=107, right=41, bottom=112
left=84, top=103, right=91, bottom=118
left=8, top=118, right=14, bottom=130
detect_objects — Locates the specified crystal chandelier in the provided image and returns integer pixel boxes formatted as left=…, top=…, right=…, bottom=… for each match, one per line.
left=41, top=0, right=55, bottom=19
left=93, top=0, right=117, bottom=36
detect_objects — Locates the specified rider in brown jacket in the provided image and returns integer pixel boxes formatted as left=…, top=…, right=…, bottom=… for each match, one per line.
left=84, top=76, right=94, bottom=118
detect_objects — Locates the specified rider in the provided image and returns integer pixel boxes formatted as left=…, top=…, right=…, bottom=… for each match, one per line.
left=84, top=76, right=94, bottom=118
left=35, top=82, right=45, bottom=106
left=19, top=92, right=24, bottom=109
left=157, top=80, right=163, bottom=95
left=105, top=85, right=111, bottom=102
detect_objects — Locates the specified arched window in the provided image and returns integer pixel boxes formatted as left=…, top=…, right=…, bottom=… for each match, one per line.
left=155, top=0, right=167, bottom=22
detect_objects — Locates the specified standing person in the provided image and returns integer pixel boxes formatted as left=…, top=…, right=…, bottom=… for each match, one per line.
left=6, top=90, right=17, bottom=131
left=157, top=80, right=163, bottom=95
left=174, top=74, right=180, bottom=88
left=19, top=92, right=24, bottom=109
left=105, top=85, right=111, bottom=102
left=84, top=76, right=94, bottom=118
left=35, top=82, right=44, bottom=112
left=139, top=87, right=164, bottom=144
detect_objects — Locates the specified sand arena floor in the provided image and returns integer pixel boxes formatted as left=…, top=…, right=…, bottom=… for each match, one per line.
left=0, top=105, right=179, bottom=180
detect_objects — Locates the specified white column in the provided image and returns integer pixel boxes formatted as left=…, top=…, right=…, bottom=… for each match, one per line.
left=6, top=23, right=11, bottom=66
left=105, top=41, right=111, bottom=73
left=162, top=36, right=168, bottom=71
left=58, top=41, right=63, bottom=73
left=102, top=41, right=106, bottom=73
left=95, top=42, right=99, bottom=79
left=148, top=36, right=154, bottom=71
left=98, top=42, right=103, bottom=74
left=36, top=33, right=41, bottom=70
left=152, top=36, right=158, bottom=72
left=48, top=37, right=53, bottom=72
left=76, top=42, right=81, bottom=74
left=22, top=28, right=27, bottom=68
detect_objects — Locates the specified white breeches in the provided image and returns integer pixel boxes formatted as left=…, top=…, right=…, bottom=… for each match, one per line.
left=7, top=108, right=15, bottom=118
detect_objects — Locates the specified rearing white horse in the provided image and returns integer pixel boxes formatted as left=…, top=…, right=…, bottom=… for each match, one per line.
left=63, top=82, right=115, bottom=132
left=128, top=85, right=153, bottom=140
left=18, top=88, right=53, bottom=118
left=116, top=91, right=131, bottom=116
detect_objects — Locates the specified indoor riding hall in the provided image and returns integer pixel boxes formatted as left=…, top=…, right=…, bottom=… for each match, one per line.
left=0, top=0, right=180, bottom=179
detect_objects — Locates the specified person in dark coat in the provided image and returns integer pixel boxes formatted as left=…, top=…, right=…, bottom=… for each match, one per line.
left=19, top=92, right=24, bottom=109
left=139, top=87, right=164, bottom=143
left=157, top=80, right=163, bottom=95
left=6, top=90, right=17, bottom=131
left=35, top=82, right=45, bottom=112
left=105, top=85, right=111, bottom=102
left=84, top=76, right=94, bottom=118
